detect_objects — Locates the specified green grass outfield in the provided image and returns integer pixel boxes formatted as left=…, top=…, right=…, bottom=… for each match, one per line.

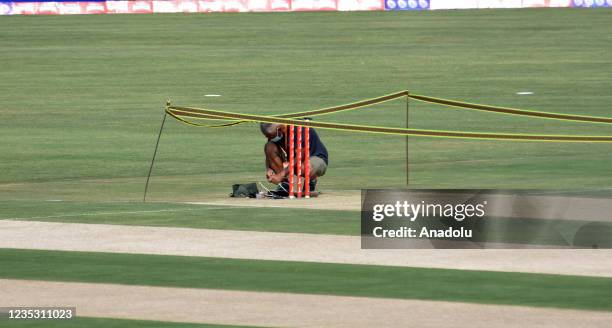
left=1, top=9, right=612, bottom=216
left=0, top=200, right=359, bottom=235
left=2, top=248, right=612, bottom=311
left=3, top=317, right=257, bottom=328
left=1, top=10, right=612, bottom=325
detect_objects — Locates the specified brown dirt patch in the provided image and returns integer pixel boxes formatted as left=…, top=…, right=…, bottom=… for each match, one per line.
left=3, top=279, right=611, bottom=328
left=2, top=220, right=611, bottom=277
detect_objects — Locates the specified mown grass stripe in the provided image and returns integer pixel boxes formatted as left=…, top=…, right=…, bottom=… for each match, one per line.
left=0, top=201, right=359, bottom=236
left=1, top=249, right=611, bottom=312
left=2, top=316, right=259, bottom=328
left=4, top=200, right=612, bottom=247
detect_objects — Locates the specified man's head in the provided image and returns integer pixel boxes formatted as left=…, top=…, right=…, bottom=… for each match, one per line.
left=260, top=123, right=285, bottom=141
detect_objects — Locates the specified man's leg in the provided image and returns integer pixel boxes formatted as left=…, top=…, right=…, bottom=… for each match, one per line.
left=307, top=156, right=327, bottom=192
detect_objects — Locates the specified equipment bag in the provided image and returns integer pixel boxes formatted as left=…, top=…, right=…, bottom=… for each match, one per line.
left=230, top=183, right=259, bottom=198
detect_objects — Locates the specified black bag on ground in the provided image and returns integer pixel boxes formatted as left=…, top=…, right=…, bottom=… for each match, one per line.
left=230, top=183, right=259, bottom=198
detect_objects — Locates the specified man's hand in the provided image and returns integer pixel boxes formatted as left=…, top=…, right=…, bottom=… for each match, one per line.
left=266, top=168, right=283, bottom=184
left=268, top=173, right=284, bottom=184
left=266, top=169, right=275, bottom=180
left=266, top=163, right=289, bottom=185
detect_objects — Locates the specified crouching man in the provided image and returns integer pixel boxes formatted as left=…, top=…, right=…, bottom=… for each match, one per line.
left=260, top=123, right=328, bottom=196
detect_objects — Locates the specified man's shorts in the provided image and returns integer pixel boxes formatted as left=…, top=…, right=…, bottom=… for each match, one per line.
left=310, top=155, right=327, bottom=177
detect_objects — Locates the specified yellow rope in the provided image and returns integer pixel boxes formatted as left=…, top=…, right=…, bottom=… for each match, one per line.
left=166, top=106, right=612, bottom=143
left=164, top=91, right=612, bottom=142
